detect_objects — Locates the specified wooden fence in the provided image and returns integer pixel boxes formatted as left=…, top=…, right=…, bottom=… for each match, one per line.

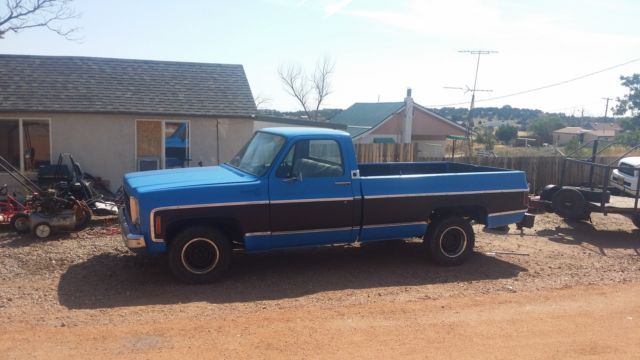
left=355, top=142, right=621, bottom=193
left=462, top=156, right=621, bottom=193
left=355, top=143, right=415, bottom=163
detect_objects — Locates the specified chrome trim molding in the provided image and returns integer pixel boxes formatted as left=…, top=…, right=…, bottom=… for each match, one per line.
left=362, top=221, right=427, bottom=229
left=149, top=200, right=269, bottom=242
left=270, top=197, right=353, bottom=204
left=245, top=231, right=271, bottom=237
left=364, top=188, right=528, bottom=199
left=271, top=226, right=353, bottom=236
left=488, top=209, right=528, bottom=217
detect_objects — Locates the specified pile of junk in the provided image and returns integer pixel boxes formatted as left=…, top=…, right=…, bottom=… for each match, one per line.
left=0, top=153, right=118, bottom=238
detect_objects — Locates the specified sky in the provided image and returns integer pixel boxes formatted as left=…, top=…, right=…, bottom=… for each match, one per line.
left=2, top=0, right=640, bottom=116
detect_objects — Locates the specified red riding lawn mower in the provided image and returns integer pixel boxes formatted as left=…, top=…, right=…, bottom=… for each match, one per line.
left=0, top=184, right=31, bottom=233
left=0, top=153, right=117, bottom=238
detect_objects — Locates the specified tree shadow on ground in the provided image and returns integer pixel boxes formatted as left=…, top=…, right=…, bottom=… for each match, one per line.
left=537, top=219, right=640, bottom=255
left=58, top=241, right=526, bottom=310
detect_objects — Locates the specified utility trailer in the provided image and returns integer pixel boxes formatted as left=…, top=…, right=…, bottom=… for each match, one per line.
left=529, top=139, right=640, bottom=228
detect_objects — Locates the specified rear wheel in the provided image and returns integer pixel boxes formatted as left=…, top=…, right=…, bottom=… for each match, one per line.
left=169, top=227, right=231, bottom=284
left=424, top=216, right=475, bottom=266
left=10, top=213, right=30, bottom=234
left=33, top=222, right=52, bottom=239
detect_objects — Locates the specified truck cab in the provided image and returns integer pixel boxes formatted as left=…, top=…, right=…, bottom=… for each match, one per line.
left=611, top=157, right=640, bottom=196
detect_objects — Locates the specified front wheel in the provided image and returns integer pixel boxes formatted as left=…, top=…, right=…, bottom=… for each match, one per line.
left=168, top=227, right=231, bottom=284
left=424, top=216, right=475, bottom=266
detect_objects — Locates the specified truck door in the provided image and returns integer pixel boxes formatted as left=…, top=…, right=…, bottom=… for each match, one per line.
left=268, top=138, right=356, bottom=249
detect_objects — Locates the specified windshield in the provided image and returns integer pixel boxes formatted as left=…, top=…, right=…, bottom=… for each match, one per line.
left=228, top=132, right=286, bottom=176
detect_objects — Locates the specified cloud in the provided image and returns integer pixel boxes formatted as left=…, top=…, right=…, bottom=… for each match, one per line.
left=325, top=0, right=353, bottom=17
left=347, top=0, right=501, bottom=37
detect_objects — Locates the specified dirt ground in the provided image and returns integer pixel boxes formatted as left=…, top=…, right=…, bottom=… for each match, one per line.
left=1, top=212, right=639, bottom=359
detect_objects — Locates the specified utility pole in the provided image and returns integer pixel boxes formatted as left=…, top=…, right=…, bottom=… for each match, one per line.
left=602, top=97, right=612, bottom=120
left=459, top=50, right=498, bottom=154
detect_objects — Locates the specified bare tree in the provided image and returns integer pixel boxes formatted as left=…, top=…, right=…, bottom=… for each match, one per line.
left=278, top=56, right=335, bottom=121
left=0, top=0, right=79, bottom=39
left=253, top=94, right=272, bottom=109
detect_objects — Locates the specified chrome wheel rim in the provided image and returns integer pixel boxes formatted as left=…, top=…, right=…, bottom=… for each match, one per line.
left=181, top=238, right=220, bottom=274
left=439, top=226, right=467, bottom=258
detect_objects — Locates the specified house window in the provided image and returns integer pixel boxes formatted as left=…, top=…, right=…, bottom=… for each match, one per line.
left=0, top=118, right=51, bottom=172
left=136, top=120, right=190, bottom=171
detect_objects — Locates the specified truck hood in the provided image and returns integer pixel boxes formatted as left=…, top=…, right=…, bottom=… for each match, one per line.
left=124, top=164, right=257, bottom=194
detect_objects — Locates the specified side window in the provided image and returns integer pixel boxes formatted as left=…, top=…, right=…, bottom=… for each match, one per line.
left=276, top=139, right=344, bottom=178
left=309, top=140, right=342, bottom=165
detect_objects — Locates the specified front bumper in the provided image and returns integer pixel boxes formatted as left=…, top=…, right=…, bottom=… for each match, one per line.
left=118, top=206, right=145, bottom=249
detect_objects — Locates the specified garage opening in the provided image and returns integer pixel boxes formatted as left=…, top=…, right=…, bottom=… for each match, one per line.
left=0, top=119, right=50, bottom=172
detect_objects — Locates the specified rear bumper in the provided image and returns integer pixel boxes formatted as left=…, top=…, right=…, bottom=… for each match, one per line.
left=516, top=213, right=536, bottom=229
left=118, top=207, right=145, bottom=249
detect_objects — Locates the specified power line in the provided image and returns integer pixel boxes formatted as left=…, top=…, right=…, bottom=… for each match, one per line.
left=427, top=56, right=640, bottom=108
left=458, top=50, right=498, bottom=152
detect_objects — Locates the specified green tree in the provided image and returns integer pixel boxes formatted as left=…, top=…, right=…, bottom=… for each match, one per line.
left=614, top=74, right=640, bottom=145
left=495, top=124, right=518, bottom=144
left=528, top=116, right=565, bottom=144
left=565, top=137, right=580, bottom=154
left=475, top=127, right=496, bottom=150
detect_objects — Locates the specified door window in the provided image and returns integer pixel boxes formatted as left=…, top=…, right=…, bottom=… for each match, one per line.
left=277, top=139, right=343, bottom=178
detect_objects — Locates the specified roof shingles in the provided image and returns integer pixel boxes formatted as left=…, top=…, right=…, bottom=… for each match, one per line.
left=0, top=55, right=257, bottom=117
left=330, top=102, right=404, bottom=137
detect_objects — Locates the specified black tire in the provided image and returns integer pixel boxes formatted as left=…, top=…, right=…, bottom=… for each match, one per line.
left=168, top=226, right=231, bottom=284
left=424, top=216, right=475, bottom=266
left=631, top=213, right=640, bottom=229
left=540, top=184, right=561, bottom=201
left=10, top=213, right=30, bottom=234
left=552, top=188, right=587, bottom=220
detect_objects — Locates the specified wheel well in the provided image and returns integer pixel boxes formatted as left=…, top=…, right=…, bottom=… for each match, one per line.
left=430, top=206, right=487, bottom=224
left=164, top=217, right=243, bottom=248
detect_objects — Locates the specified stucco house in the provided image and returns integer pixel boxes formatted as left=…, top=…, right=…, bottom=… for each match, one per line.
left=329, top=89, right=466, bottom=158
left=0, top=54, right=343, bottom=192
left=553, top=126, right=616, bottom=146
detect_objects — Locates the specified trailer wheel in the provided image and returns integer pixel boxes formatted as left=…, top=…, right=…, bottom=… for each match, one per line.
left=631, top=214, right=640, bottom=229
left=10, top=213, right=30, bottom=234
left=168, top=226, right=231, bottom=284
left=424, top=216, right=475, bottom=266
left=33, top=223, right=52, bottom=239
left=552, top=188, right=587, bottom=220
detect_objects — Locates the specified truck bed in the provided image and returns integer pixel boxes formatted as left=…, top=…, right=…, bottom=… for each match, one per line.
left=353, top=161, right=529, bottom=241
left=358, top=161, right=511, bottom=177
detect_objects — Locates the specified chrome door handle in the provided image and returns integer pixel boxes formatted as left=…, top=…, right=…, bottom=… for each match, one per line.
left=335, top=181, right=351, bottom=185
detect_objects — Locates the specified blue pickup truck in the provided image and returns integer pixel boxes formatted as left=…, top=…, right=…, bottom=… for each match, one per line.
left=120, top=128, right=532, bottom=283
